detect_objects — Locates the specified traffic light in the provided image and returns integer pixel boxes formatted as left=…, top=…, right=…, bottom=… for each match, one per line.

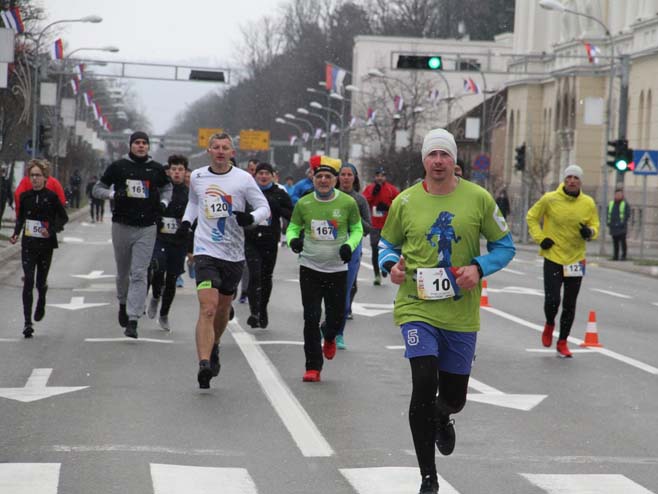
left=396, top=55, right=443, bottom=70
left=514, top=143, right=526, bottom=171
left=38, top=124, right=53, bottom=155
left=607, top=139, right=634, bottom=172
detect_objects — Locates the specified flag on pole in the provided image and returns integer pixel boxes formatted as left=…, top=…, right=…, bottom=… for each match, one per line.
left=70, top=78, right=79, bottom=95
left=584, top=42, right=600, bottom=64
left=52, top=39, right=64, bottom=60
left=393, top=95, right=404, bottom=112
left=92, top=102, right=100, bottom=119
left=1, top=7, right=25, bottom=33
left=325, top=62, right=347, bottom=95
left=84, top=91, right=92, bottom=107
left=74, top=64, right=85, bottom=81
left=463, top=77, right=480, bottom=94
left=349, top=116, right=357, bottom=128
left=314, top=128, right=323, bottom=140
left=367, top=108, right=377, bottom=125
left=302, top=132, right=310, bottom=143
left=289, top=135, right=298, bottom=145
left=427, top=88, right=440, bottom=105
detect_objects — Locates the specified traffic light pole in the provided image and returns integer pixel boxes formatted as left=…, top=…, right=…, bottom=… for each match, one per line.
left=616, top=55, right=630, bottom=186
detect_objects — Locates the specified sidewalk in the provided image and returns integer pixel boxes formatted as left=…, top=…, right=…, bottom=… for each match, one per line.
left=0, top=205, right=91, bottom=264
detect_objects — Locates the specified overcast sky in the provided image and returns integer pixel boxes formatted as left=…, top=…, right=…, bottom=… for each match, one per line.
left=41, top=0, right=285, bottom=134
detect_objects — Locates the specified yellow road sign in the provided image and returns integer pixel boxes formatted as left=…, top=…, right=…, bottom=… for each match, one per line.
left=198, top=128, right=224, bottom=148
left=239, top=130, right=270, bottom=151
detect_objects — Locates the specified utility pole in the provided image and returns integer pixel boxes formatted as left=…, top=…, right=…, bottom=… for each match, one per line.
left=616, top=54, right=630, bottom=186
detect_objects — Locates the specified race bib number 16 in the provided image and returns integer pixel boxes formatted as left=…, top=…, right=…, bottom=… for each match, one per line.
left=126, top=179, right=149, bottom=199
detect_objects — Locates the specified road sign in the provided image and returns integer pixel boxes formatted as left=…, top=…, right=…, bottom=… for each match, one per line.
left=472, top=153, right=491, bottom=171
left=633, top=149, right=658, bottom=175
left=197, top=128, right=223, bottom=148
left=239, top=130, right=270, bottom=151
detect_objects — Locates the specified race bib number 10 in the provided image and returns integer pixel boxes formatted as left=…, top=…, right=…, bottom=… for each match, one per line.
left=563, top=260, right=586, bottom=277
left=126, top=179, right=149, bottom=199
left=416, top=267, right=457, bottom=300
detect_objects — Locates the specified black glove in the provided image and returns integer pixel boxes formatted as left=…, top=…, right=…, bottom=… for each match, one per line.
left=579, top=223, right=592, bottom=240
left=234, top=211, right=254, bottom=227
left=373, top=183, right=382, bottom=195
left=175, top=220, right=191, bottom=241
left=113, top=187, right=127, bottom=200
left=159, top=202, right=168, bottom=215
left=339, top=244, right=352, bottom=263
left=375, top=202, right=389, bottom=213
left=540, top=238, right=555, bottom=250
left=290, top=237, right=304, bottom=253
left=382, top=260, right=396, bottom=274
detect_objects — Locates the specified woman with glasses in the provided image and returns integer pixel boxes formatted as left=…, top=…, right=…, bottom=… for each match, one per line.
left=10, top=160, right=68, bottom=338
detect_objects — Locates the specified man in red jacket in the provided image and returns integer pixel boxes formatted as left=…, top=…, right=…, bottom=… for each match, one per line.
left=14, top=172, right=67, bottom=217
left=362, top=167, right=399, bottom=285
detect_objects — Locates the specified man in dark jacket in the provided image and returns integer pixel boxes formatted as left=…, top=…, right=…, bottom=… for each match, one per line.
left=93, top=131, right=172, bottom=338
left=608, top=188, right=631, bottom=261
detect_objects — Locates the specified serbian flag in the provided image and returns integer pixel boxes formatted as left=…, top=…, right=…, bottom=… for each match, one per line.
left=463, top=77, right=480, bottom=94
left=52, top=39, right=64, bottom=60
left=92, top=102, right=100, bottom=119
left=314, top=128, right=323, bottom=140
left=289, top=135, right=297, bottom=146
left=1, top=7, right=25, bottom=33
left=584, top=42, right=600, bottom=64
left=393, top=95, right=404, bottom=112
left=69, top=78, right=79, bottom=95
left=302, top=132, right=310, bottom=143
left=83, top=91, right=92, bottom=106
left=427, top=88, right=440, bottom=105
left=325, top=62, right=347, bottom=95
left=74, top=63, right=85, bottom=81
left=367, top=107, right=377, bottom=125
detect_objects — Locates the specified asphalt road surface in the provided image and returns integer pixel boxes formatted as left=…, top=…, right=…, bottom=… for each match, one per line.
left=1, top=219, right=657, bottom=493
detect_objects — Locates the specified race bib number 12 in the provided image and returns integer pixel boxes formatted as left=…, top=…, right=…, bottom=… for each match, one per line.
left=563, top=260, right=586, bottom=277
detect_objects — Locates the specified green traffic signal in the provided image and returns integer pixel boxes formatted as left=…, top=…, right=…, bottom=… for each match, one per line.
left=614, top=157, right=628, bottom=172
left=427, top=56, right=442, bottom=70
left=396, top=55, right=443, bottom=70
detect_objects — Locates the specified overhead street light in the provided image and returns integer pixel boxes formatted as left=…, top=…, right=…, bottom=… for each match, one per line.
left=538, top=0, right=567, bottom=11
left=30, top=15, right=104, bottom=158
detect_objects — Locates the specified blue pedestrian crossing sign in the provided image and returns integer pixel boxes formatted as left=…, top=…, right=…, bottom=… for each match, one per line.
left=633, top=149, right=658, bottom=175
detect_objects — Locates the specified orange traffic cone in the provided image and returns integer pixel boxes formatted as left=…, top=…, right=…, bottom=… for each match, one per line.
left=480, top=279, right=490, bottom=307
left=580, top=310, right=603, bottom=348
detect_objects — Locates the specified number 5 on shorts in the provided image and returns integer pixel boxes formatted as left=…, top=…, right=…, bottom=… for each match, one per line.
left=407, top=328, right=419, bottom=346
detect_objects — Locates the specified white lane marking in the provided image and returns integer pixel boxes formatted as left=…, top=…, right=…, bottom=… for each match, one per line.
left=526, top=349, right=595, bottom=354
left=590, top=288, right=632, bottom=299
left=483, top=306, right=658, bottom=375
left=386, top=345, right=405, bottom=350
left=486, top=286, right=543, bottom=296
left=256, top=340, right=304, bottom=345
left=229, top=321, right=334, bottom=457
left=62, top=236, right=84, bottom=243
left=71, top=270, right=114, bottom=280
left=653, top=302, right=658, bottom=307
left=521, top=474, right=655, bottom=493
left=52, top=444, right=242, bottom=456
left=468, top=377, right=546, bottom=411
left=0, top=463, right=60, bottom=494
left=151, top=464, right=258, bottom=494
left=85, top=338, right=175, bottom=344
left=73, top=284, right=115, bottom=292
left=47, top=296, right=109, bottom=310
left=501, top=267, right=525, bottom=275
left=0, top=368, right=88, bottom=403
left=340, top=467, right=461, bottom=494
left=0, top=338, right=20, bottom=342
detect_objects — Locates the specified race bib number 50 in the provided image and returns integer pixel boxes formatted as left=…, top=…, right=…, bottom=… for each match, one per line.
left=24, top=219, right=48, bottom=238
left=126, top=179, right=149, bottom=198
left=416, top=267, right=457, bottom=300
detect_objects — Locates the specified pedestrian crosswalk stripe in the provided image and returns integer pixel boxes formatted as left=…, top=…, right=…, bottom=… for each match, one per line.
left=340, top=467, right=460, bottom=494
left=521, top=473, right=655, bottom=493
left=0, top=463, right=60, bottom=494
left=151, top=464, right=258, bottom=493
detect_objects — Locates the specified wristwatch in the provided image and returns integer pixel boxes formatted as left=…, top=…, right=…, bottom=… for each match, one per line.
left=470, top=261, right=484, bottom=279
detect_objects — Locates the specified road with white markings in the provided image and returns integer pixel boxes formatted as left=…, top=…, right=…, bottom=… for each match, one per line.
left=1, top=219, right=657, bottom=493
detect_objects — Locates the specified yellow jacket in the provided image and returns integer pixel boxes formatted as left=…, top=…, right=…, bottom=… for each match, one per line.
left=526, top=184, right=599, bottom=265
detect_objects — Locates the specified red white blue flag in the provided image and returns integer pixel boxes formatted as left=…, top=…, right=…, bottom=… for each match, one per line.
left=584, top=42, right=600, bottom=64
left=325, top=62, right=347, bottom=95
left=84, top=91, right=93, bottom=107
left=74, top=63, right=85, bottom=81
left=52, top=39, right=64, bottom=60
left=289, top=135, right=297, bottom=146
left=1, top=7, right=25, bottom=33
left=70, top=78, right=79, bottom=95
left=463, top=77, right=480, bottom=94
left=314, top=128, right=323, bottom=140
left=393, top=95, right=404, bottom=112
left=367, top=107, right=377, bottom=125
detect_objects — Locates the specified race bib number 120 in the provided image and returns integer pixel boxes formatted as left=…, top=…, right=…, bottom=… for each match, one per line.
left=204, top=195, right=231, bottom=219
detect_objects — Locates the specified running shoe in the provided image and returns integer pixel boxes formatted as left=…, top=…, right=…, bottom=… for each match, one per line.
left=542, top=322, right=555, bottom=347
left=34, top=285, right=47, bottom=322
left=302, top=369, right=321, bottom=382
left=346, top=311, right=353, bottom=320
left=418, top=475, right=439, bottom=494
left=247, top=314, right=260, bottom=328
left=159, top=315, right=171, bottom=332
left=198, top=360, right=213, bottom=389
left=187, top=261, right=195, bottom=279
left=336, top=334, right=346, bottom=350
left=23, top=324, right=34, bottom=338
left=176, top=276, right=184, bottom=288
left=210, top=344, right=221, bottom=377
left=124, top=320, right=138, bottom=339
left=259, top=309, right=268, bottom=329
left=239, top=292, right=248, bottom=304
left=323, top=339, right=337, bottom=360
left=147, top=297, right=159, bottom=319
left=556, top=339, right=573, bottom=358
left=229, top=305, right=235, bottom=321
left=435, top=417, right=456, bottom=456
left=118, top=304, right=128, bottom=328
left=373, top=275, right=381, bottom=286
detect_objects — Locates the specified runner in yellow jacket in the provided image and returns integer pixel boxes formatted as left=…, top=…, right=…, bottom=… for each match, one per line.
left=526, top=164, right=599, bottom=357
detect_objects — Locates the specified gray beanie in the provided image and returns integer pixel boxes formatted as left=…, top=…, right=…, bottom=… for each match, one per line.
left=563, top=164, right=583, bottom=181
left=421, top=128, right=458, bottom=162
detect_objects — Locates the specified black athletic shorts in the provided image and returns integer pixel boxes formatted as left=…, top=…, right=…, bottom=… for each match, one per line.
left=194, top=255, right=244, bottom=296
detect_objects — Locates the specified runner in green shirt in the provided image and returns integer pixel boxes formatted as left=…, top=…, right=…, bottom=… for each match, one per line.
left=379, top=128, right=515, bottom=494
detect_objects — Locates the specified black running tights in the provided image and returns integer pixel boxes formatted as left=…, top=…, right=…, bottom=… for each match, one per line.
left=543, top=258, right=583, bottom=340
left=409, top=356, right=470, bottom=478
left=21, top=246, right=53, bottom=324
left=151, top=269, right=178, bottom=316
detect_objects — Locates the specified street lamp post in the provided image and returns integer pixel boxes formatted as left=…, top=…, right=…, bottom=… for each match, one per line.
left=297, top=107, right=329, bottom=154
left=52, top=45, right=118, bottom=177
left=275, top=117, right=304, bottom=167
left=310, top=101, right=342, bottom=158
left=539, top=0, right=616, bottom=254
left=30, top=15, right=103, bottom=159
left=285, top=113, right=315, bottom=153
